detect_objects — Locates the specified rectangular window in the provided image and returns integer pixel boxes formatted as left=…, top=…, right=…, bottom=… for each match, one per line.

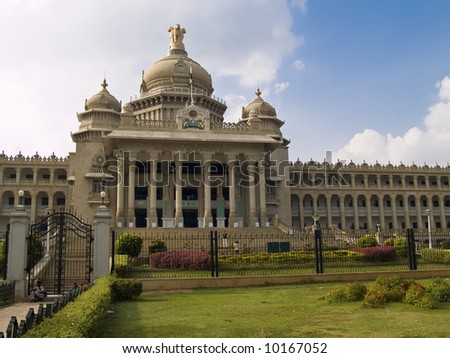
left=24, top=197, right=32, bottom=206
left=56, top=198, right=65, bottom=206
left=8, top=197, right=14, bottom=205
left=41, top=197, right=49, bottom=206
left=92, top=180, right=103, bottom=193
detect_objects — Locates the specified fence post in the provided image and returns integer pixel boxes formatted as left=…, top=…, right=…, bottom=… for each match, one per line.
left=7, top=198, right=30, bottom=300
left=209, top=231, right=214, bottom=277
left=214, top=230, right=219, bottom=277
left=407, top=228, right=418, bottom=271
left=2, top=224, right=9, bottom=281
left=110, top=230, right=116, bottom=274
left=314, top=229, right=324, bottom=274
left=93, top=202, right=112, bottom=279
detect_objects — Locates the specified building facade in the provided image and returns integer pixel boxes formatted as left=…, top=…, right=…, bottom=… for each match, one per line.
left=1, top=25, right=449, bottom=233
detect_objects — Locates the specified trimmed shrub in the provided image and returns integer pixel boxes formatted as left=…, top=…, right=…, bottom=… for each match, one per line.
left=150, top=250, right=210, bottom=270
left=345, top=282, right=368, bottom=301
left=111, top=277, right=143, bottom=301
left=352, top=246, right=397, bottom=262
left=428, top=277, right=450, bottom=302
left=440, top=240, right=450, bottom=249
left=148, top=238, right=167, bottom=253
left=384, top=238, right=395, bottom=246
left=421, top=249, right=450, bottom=263
left=373, top=275, right=415, bottom=302
left=393, top=237, right=408, bottom=258
left=322, top=282, right=367, bottom=303
left=355, top=235, right=378, bottom=248
left=362, top=286, right=388, bottom=308
left=403, top=283, right=437, bottom=309
left=115, top=233, right=143, bottom=258
left=24, top=275, right=115, bottom=337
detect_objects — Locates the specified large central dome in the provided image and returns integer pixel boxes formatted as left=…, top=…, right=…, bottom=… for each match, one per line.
left=141, top=24, right=213, bottom=96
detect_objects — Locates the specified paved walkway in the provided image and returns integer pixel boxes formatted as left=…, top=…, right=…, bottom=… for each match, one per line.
left=0, top=299, right=54, bottom=335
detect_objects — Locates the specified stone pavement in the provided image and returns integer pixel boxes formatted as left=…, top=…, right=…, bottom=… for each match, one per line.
left=0, top=299, right=54, bottom=335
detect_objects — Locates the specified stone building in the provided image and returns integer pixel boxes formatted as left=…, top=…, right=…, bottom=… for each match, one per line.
left=1, top=25, right=449, bottom=232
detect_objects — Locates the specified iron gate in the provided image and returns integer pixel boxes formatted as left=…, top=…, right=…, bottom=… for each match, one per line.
left=26, top=211, right=93, bottom=295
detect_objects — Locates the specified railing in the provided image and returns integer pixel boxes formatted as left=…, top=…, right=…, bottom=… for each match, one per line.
left=210, top=122, right=249, bottom=131
left=112, top=228, right=450, bottom=279
left=133, top=118, right=177, bottom=128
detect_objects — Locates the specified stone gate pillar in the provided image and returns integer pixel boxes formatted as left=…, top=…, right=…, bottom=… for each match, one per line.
left=7, top=192, right=30, bottom=300
left=93, top=200, right=112, bottom=279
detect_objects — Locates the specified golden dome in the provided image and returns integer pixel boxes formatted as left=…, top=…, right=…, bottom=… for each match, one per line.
left=85, top=79, right=121, bottom=112
left=242, top=88, right=276, bottom=119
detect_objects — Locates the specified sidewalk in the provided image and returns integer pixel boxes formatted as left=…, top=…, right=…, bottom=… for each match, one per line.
left=0, top=299, right=54, bottom=335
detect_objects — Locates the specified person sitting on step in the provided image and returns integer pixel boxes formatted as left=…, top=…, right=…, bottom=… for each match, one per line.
left=30, top=280, right=47, bottom=302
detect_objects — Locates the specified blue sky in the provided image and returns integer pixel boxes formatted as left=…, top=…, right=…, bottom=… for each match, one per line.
left=1, top=0, right=450, bottom=165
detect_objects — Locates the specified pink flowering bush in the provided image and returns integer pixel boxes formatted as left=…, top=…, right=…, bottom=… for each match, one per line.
left=352, top=246, right=397, bottom=261
left=150, top=250, right=211, bottom=270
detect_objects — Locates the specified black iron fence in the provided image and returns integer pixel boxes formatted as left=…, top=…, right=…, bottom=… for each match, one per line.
left=112, top=228, right=450, bottom=279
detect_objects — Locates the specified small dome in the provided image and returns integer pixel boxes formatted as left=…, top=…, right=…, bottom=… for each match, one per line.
left=85, top=79, right=121, bottom=112
left=242, top=88, right=276, bottom=119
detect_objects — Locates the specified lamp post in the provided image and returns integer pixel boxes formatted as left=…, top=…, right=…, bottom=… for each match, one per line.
left=18, top=189, right=24, bottom=207
left=426, top=209, right=432, bottom=249
left=100, top=191, right=106, bottom=206
left=312, top=212, right=321, bottom=230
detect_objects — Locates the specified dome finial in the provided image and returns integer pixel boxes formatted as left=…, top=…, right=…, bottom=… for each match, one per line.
left=255, top=87, right=261, bottom=97
left=168, top=24, right=187, bottom=56
left=101, top=78, right=108, bottom=89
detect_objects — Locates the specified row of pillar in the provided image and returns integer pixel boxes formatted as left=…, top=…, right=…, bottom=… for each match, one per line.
left=115, top=155, right=269, bottom=228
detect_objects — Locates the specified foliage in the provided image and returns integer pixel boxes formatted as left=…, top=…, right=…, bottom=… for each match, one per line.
left=0, top=241, right=4, bottom=276
left=150, top=250, right=210, bottom=270
left=111, top=277, right=143, bottom=301
left=322, top=282, right=367, bottom=303
left=148, top=238, right=167, bottom=253
left=373, top=276, right=415, bottom=302
left=355, top=235, right=378, bottom=248
left=219, top=250, right=364, bottom=265
left=421, top=248, right=450, bottom=263
left=393, top=237, right=408, bottom=258
left=352, top=246, right=397, bottom=261
left=24, top=275, right=142, bottom=338
left=403, top=283, right=437, bottom=309
left=427, top=277, right=450, bottom=303
left=115, top=233, right=143, bottom=258
left=384, top=238, right=395, bottom=246
left=24, top=275, right=115, bottom=337
left=361, top=286, right=388, bottom=308
left=440, top=240, right=450, bottom=249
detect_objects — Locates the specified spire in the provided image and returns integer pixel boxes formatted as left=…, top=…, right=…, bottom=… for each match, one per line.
left=101, top=78, right=108, bottom=90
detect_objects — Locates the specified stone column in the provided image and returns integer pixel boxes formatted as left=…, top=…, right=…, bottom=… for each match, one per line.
left=248, top=162, right=257, bottom=227
left=258, top=162, right=267, bottom=227
left=440, top=195, right=446, bottom=229
left=379, top=194, right=386, bottom=229
left=366, top=194, right=373, bottom=230
left=174, top=160, right=184, bottom=227
left=339, top=195, right=346, bottom=230
left=115, top=152, right=124, bottom=227
left=416, top=195, right=423, bottom=229
left=228, top=160, right=237, bottom=227
left=93, top=204, right=111, bottom=279
left=391, top=195, right=398, bottom=229
left=127, top=158, right=136, bottom=227
left=7, top=198, right=30, bottom=300
left=203, top=159, right=212, bottom=227
left=326, top=195, right=332, bottom=228
left=148, top=159, right=158, bottom=227
left=353, top=194, right=359, bottom=229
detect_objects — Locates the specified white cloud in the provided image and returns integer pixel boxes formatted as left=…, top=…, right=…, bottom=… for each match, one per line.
left=334, top=75, right=450, bottom=165
left=292, top=59, right=305, bottom=71
left=290, top=0, right=308, bottom=14
left=275, top=82, right=290, bottom=93
left=223, top=94, right=248, bottom=123
left=0, top=0, right=303, bottom=156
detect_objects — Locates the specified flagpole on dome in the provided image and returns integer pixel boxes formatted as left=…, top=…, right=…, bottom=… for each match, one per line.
left=189, top=61, right=194, bottom=105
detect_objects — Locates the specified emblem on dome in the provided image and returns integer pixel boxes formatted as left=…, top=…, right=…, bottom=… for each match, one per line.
left=168, top=24, right=186, bottom=51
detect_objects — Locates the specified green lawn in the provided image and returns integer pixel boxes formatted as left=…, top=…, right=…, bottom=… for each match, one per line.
left=99, top=279, right=450, bottom=338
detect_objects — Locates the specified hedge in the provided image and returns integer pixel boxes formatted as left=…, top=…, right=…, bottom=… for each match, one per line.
left=23, top=275, right=142, bottom=338
left=421, top=249, right=450, bottom=263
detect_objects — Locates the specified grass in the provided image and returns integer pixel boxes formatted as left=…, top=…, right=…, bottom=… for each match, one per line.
left=99, top=279, right=450, bottom=338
